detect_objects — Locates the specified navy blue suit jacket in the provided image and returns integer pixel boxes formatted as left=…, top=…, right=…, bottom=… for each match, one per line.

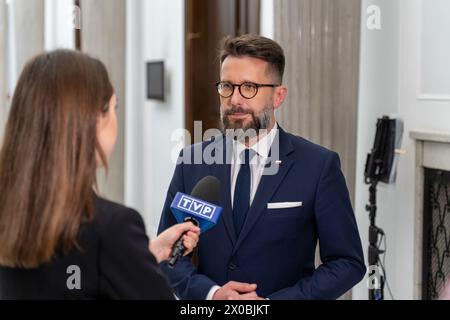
left=158, top=127, right=365, bottom=300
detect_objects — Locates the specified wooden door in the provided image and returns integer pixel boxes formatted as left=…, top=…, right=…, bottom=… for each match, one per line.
left=185, top=0, right=260, bottom=142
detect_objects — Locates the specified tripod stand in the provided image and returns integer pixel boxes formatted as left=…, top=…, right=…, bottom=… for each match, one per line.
left=366, top=180, right=385, bottom=300
left=363, top=116, right=403, bottom=300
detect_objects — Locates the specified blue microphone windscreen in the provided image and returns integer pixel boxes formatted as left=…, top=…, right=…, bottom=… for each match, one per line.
left=170, top=192, right=222, bottom=233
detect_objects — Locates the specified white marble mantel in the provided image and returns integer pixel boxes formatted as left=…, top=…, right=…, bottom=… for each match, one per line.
left=410, top=130, right=450, bottom=172
left=410, top=130, right=450, bottom=144
left=410, top=129, right=450, bottom=299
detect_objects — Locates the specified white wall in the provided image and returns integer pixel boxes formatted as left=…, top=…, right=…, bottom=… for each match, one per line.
left=354, top=0, right=450, bottom=300
left=44, top=0, right=75, bottom=51
left=260, top=0, right=274, bottom=39
left=353, top=0, right=401, bottom=300
left=5, top=0, right=44, bottom=99
left=126, top=0, right=185, bottom=238
left=3, top=0, right=44, bottom=132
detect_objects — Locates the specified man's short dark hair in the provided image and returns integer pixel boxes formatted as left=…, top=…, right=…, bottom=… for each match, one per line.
left=219, top=34, right=286, bottom=84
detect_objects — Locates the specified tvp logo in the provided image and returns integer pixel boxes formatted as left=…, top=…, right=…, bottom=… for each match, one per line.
left=178, top=195, right=216, bottom=219
left=170, top=192, right=222, bottom=232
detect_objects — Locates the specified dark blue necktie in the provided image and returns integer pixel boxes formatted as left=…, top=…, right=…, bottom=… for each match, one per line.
left=233, top=149, right=254, bottom=236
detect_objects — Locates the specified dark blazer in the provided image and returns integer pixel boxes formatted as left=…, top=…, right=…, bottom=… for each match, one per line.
left=158, top=126, right=366, bottom=300
left=0, top=196, right=174, bottom=300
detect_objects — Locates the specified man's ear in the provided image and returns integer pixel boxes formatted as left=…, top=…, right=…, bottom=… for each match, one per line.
left=273, top=86, right=288, bottom=110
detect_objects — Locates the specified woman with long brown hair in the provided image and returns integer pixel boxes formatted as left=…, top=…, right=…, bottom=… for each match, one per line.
left=0, top=50, right=199, bottom=299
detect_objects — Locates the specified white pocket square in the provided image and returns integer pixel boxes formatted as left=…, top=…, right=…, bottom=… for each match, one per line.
left=267, top=202, right=303, bottom=209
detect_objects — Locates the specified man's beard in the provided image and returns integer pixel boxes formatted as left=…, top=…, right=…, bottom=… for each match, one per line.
left=220, top=105, right=274, bottom=140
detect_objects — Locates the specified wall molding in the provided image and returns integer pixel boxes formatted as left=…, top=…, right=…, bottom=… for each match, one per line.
left=417, top=94, right=450, bottom=102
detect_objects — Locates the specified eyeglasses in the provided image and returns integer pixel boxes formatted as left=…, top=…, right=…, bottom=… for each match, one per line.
left=216, top=81, right=280, bottom=99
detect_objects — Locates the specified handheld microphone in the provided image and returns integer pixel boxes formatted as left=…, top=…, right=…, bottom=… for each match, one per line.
left=168, top=176, right=222, bottom=268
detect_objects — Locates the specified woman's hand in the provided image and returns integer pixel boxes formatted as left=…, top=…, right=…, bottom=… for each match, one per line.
left=149, top=222, right=200, bottom=263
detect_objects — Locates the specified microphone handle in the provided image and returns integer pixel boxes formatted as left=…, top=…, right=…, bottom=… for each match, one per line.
left=168, top=217, right=200, bottom=269
left=168, top=232, right=187, bottom=269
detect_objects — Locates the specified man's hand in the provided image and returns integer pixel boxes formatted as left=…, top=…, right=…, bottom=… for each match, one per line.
left=212, top=281, right=264, bottom=300
left=150, top=222, right=200, bottom=263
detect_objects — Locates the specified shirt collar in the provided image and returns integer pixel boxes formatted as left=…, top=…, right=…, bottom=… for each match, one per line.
left=233, top=123, right=279, bottom=161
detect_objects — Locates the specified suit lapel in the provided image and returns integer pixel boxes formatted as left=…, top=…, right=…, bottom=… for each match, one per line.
left=233, top=128, right=295, bottom=253
left=208, top=135, right=237, bottom=246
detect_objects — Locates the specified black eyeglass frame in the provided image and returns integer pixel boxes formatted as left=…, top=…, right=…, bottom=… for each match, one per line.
left=215, top=81, right=281, bottom=99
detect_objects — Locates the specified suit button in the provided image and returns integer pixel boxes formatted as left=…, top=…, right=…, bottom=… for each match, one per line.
left=229, top=262, right=237, bottom=270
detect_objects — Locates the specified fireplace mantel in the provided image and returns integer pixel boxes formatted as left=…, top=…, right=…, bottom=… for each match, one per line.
left=410, top=129, right=450, bottom=299
left=411, top=130, right=450, bottom=172
left=410, top=130, right=450, bottom=144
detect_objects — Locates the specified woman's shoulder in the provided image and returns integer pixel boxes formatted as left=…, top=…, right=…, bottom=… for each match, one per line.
left=92, top=196, right=146, bottom=235
left=94, top=196, right=139, bottom=217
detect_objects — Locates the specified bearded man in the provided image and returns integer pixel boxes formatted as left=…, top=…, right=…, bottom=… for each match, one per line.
left=158, top=34, right=366, bottom=300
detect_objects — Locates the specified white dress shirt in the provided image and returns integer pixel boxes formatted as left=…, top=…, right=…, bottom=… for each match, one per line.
left=206, top=124, right=279, bottom=300
left=230, top=123, right=279, bottom=207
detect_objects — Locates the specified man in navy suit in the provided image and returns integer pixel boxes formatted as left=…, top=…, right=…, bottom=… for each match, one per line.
left=158, top=34, right=365, bottom=300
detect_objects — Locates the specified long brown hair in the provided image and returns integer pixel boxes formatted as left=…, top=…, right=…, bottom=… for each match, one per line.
left=0, top=50, right=113, bottom=268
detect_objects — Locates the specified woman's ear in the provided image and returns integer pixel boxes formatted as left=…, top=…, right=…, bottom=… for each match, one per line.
left=97, top=94, right=116, bottom=129
left=97, top=110, right=108, bottom=128
left=273, top=86, right=288, bottom=110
